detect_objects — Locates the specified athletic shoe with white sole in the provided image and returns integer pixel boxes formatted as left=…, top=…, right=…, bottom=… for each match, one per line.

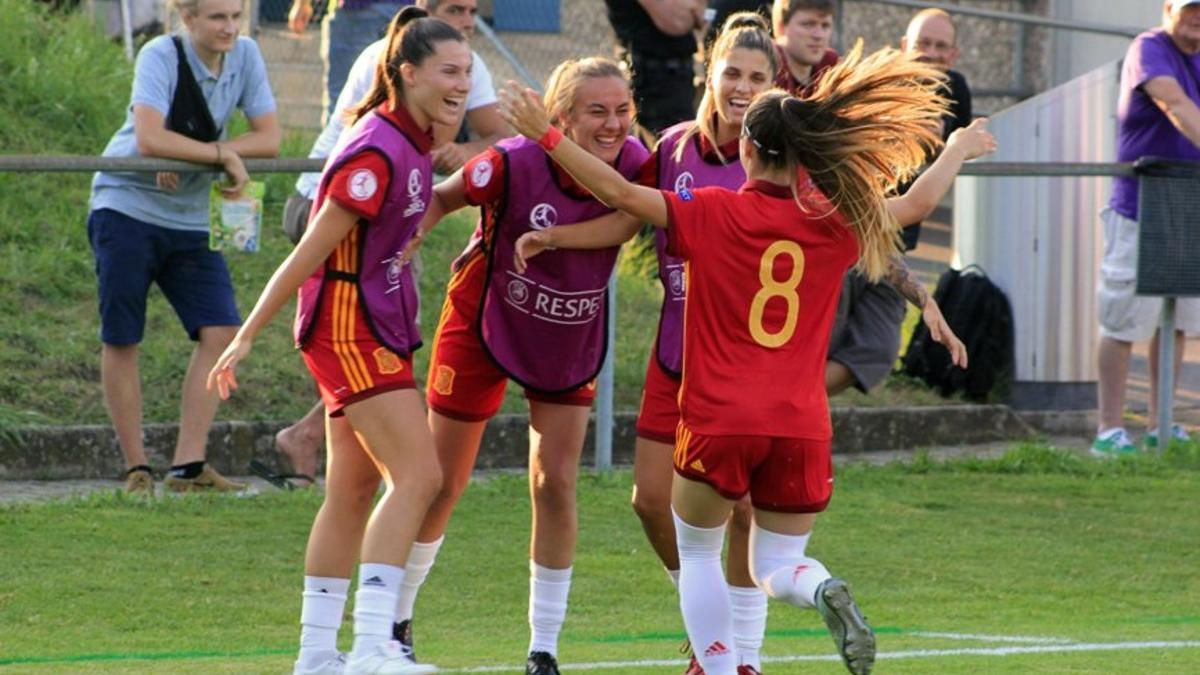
left=1090, top=427, right=1137, bottom=458
left=345, top=640, right=436, bottom=675
left=815, top=578, right=875, bottom=675
left=294, top=652, right=346, bottom=675
left=1144, top=424, right=1190, bottom=451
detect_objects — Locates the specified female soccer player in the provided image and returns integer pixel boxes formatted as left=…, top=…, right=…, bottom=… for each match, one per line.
left=500, top=42, right=963, bottom=675
left=395, top=57, right=650, bottom=675
left=512, top=14, right=986, bottom=673
left=207, top=8, right=468, bottom=675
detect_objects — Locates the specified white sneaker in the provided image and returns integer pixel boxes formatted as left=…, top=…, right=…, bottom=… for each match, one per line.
left=345, top=640, right=437, bottom=675
left=294, top=652, right=346, bottom=675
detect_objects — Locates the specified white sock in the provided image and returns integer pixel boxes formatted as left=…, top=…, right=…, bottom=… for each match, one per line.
left=674, top=510, right=737, bottom=675
left=351, top=563, right=405, bottom=655
left=298, top=576, right=350, bottom=665
left=729, top=585, right=768, bottom=669
left=395, top=537, right=443, bottom=623
left=750, top=525, right=829, bottom=608
left=666, top=567, right=681, bottom=590
left=528, top=561, right=572, bottom=657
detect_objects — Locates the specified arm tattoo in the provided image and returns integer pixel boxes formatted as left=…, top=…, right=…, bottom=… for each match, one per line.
left=886, top=254, right=930, bottom=309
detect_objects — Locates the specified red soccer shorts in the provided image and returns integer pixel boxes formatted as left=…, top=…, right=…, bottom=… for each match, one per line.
left=635, top=347, right=681, bottom=444
left=673, top=425, right=834, bottom=513
left=301, top=280, right=416, bottom=417
left=426, top=255, right=596, bottom=422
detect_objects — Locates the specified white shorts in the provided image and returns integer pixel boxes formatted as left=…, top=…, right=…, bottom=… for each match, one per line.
left=1097, top=207, right=1200, bottom=342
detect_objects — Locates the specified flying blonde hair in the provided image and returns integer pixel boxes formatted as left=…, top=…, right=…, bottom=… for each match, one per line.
left=742, top=40, right=949, bottom=281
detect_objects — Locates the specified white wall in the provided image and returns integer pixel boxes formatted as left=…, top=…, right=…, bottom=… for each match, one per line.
left=954, top=61, right=1120, bottom=384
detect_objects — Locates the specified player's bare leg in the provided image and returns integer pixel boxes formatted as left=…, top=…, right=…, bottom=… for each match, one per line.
left=526, top=400, right=590, bottom=671
left=727, top=497, right=767, bottom=673
left=632, top=437, right=680, bottom=572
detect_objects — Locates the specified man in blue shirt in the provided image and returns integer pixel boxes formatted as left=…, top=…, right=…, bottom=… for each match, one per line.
left=88, top=0, right=281, bottom=493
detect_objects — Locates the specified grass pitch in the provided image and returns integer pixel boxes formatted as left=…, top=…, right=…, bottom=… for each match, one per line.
left=2, top=444, right=1199, bottom=674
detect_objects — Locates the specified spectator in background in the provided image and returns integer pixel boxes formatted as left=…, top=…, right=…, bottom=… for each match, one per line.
left=604, top=0, right=707, bottom=136
left=87, top=0, right=280, bottom=494
left=288, top=0, right=413, bottom=123
left=1093, top=0, right=1200, bottom=457
left=276, top=0, right=505, bottom=486
left=771, top=0, right=839, bottom=94
left=896, top=7, right=973, bottom=250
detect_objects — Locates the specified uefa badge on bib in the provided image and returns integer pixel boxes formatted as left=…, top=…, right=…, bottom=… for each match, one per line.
left=209, top=181, right=264, bottom=253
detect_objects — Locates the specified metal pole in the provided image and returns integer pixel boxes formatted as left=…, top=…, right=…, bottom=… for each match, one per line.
left=1156, top=298, right=1177, bottom=455
left=119, top=0, right=135, bottom=61
left=595, top=275, right=617, bottom=472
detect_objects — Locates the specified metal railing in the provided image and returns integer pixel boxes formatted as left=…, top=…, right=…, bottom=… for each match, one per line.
left=0, top=156, right=1145, bottom=465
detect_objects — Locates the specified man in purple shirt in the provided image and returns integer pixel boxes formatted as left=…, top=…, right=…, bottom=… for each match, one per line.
left=1094, top=0, right=1200, bottom=456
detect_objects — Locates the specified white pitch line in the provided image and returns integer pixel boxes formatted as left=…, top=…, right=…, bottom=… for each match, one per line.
left=441, top=640, right=1200, bottom=673
left=907, top=631, right=1076, bottom=644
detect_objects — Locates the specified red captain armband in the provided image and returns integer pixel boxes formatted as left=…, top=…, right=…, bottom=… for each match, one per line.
left=538, top=126, right=564, bottom=153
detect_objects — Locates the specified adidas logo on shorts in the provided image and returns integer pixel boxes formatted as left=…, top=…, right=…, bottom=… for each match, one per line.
left=363, top=575, right=385, bottom=587
left=689, top=459, right=706, bottom=474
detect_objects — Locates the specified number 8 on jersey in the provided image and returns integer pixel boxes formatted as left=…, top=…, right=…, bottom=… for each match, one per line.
left=748, top=240, right=805, bottom=348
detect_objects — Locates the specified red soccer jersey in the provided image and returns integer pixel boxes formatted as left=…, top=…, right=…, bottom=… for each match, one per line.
left=664, top=176, right=859, bottom=439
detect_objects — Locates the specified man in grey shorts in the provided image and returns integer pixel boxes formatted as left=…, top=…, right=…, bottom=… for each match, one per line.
left=826, top=274, right=908, bottom=394
left=1093, top=0, right=1200, bottom=456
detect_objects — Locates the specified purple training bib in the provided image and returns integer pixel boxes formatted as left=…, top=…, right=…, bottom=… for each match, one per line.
left=478, top=135, right=649, bottom=392
left=294, top=109, right=432, bottom=357
left=653, top=122, right=746, bottom=377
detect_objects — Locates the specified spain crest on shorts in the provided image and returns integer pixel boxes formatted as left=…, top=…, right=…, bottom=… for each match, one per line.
left=433, top=364, right=456, bottom=396
left=372, top=347, right=405, bottom=375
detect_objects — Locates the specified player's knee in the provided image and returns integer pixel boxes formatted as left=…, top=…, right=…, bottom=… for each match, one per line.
left=399, top=461, right=443, bottom=506
left=530, top=468, right=576, bottom=510
left=326, top=471, right=383, bottom=516
left=631, top=484, right=670, bottom=524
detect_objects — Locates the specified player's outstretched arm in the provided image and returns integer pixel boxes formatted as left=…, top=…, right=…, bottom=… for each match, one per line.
left=886, top=118, right=996, bottom=226
left=498, top=81, right=669, bottom=228
left=207, top=201, right=359, bottom=399
left=513, top=211, right=642, bottom=273
left=885, top=255, right=968, bottom=368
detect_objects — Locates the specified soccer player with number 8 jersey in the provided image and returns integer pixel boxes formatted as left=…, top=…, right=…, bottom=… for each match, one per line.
left=499, top=40, right=968, bottom=675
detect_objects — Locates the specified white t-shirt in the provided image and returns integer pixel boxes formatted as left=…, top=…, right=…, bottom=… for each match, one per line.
left=295, top=44, right=497, bottom=199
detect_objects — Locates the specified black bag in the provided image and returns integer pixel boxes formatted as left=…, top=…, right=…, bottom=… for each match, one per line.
left=166, top=36, right=221, bottom=143
left=901, top=265, right=1014, bottom=401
